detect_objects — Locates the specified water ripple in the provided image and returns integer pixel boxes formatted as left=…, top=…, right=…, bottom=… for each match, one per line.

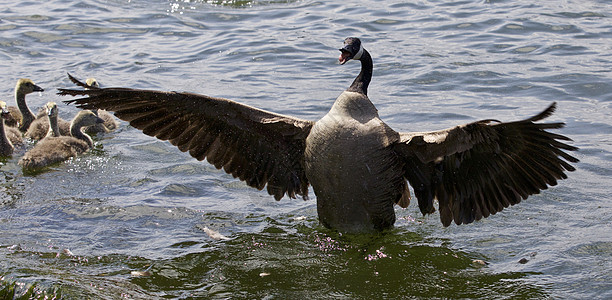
left=0, top=0, right=610, bottom=299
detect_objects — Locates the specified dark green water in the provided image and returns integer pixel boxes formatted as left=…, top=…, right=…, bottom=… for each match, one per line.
left=1, top=0, right=610, bottom=299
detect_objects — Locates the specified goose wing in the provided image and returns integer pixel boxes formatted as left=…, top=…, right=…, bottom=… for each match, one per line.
left=58, top=78, right=314, bottom=201
left=393, top=103, right=578, bottom=226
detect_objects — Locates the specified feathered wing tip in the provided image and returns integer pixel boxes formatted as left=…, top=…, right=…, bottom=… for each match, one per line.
left=528, top=102, right=557, bottom=122
left=66, top=73, right=100, bottom=90
left=398, top=101, right=579, bottom=227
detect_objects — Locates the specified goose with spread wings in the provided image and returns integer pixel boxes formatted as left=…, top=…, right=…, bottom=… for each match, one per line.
left=59, top=37, right=578, bottom=233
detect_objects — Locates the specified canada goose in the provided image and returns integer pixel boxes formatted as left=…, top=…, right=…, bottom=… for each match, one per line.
left=67, top=74, right=118, bottom=134
left=7, top=78, right=44, bottom=132
left=0, top=101, right=23, bottom=156
left=19, top=109, right=104, bottom=170
left=59, top=38, right=578, bottom=233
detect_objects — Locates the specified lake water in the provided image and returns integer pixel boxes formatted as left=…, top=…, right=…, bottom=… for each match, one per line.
left=1, top=0, right=611, bottom=299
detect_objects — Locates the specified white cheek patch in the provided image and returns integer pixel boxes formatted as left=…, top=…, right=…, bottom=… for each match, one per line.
left=353, top=44, right=364, bottom=60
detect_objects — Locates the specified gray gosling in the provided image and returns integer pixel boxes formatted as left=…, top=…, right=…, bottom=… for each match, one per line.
left=68, top=76, right=118, bottom=134
left=19, top=108, right=104, bottom=169
left=43, top=102, right=61, bottom=138
left=0, top=101, right=24, bottom=156
left=7, top=78, right=44, bottom=131
left=25, top=102, right=71, bottom=140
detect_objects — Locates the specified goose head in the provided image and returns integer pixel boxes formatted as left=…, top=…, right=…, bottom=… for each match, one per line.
left=74, top=110, right=105, bottom=128
left=45, top=102, right=58, bottom=118
left=338, top=37, right=364, bottom=65
left=85, top=78, right=100, bottom=89
left=84, top=78, right=101, bottom=116
left=0, top=101, right=9, bottom=117
left=0, top=101, right=13, bottom=129
left=70, top=110, right=104, bottom=148
left=15, top=78, right=44, bottom=95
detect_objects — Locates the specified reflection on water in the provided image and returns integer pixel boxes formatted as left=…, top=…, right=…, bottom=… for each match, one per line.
left=1, top=0, right=611, bottom=299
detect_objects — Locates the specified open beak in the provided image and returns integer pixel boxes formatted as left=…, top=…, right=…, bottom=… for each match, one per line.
left=339, top=49, right=351, bottom=65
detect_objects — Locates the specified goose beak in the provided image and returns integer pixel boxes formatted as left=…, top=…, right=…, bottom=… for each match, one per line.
left=339, top=49, right=351, bottom=65
left=96, top=117, right=105, bottom=124
left=33, top=85, right=44, bottom=92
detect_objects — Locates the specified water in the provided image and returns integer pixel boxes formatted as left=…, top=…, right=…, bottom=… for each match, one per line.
left=1, top=0, right=610, bottom=298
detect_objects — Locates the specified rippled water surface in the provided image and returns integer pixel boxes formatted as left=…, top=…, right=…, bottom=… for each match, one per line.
left=1, top=0, right=611, bottom=299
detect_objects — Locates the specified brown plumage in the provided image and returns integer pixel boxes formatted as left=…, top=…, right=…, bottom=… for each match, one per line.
left=25, top=109, right=71, bottom=140
left=41, top=102, right=62, bottom=138
left=8, top=78, right=44, bottom=132
left=0, top=101, right=23, bottom=156
left=4, top=106, right=21, bottom=128
left=90, top=109, right=118, bottom=133
left=58, top=38, right=578, bottom=232
left=19, top=109, right=104, bottom=170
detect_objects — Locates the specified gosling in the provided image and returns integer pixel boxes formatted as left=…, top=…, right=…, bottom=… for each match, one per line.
left=0, top=101, right=23, bottom=156
left=7, top=78, right=44, bottom=131
left=67, top=75, right=118, bottom=134
left=19, top=108, right=104, bottom=170
left=25, top=103, right=71, bottom=140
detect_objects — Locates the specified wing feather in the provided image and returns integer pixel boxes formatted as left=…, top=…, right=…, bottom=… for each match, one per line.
left=59, top=75, right=314, bottom=200
left=394, top=102, right=578, bottom=226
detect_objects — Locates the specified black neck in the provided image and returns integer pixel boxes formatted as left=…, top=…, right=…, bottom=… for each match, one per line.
left=347, top=49, right=372, bottom=95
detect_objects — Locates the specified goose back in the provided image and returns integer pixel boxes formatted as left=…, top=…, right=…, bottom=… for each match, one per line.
left=19, top=136, right=89, bottom=169
left=305, top=91, right=409, bottom=232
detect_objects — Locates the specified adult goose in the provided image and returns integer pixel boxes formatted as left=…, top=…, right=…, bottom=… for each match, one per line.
left=19, top=106, right=104, bottom=170
left=0, top=101, right=23, bottom=156
left=7, top=78, right=44, bottom=131
left=58, top=37, right=578, bottom=233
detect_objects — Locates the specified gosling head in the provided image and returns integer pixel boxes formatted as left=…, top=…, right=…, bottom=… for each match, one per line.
left=338, top=37, right=364, bottom=65
left=15, top=78, right=44, bottom=95
left=45, top=102, right=58, bottom=118
left=74, top=110, right=105, bottom=128
left=0, top=101, right=9, bottom=117
left=85, top=78, right=100, bottom=89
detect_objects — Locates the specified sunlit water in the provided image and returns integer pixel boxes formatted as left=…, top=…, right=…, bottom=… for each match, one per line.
left=0, top=0, right=610, bottom=299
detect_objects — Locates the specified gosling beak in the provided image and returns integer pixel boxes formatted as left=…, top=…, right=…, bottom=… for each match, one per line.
left=33, top=84, right=44, bottom=92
